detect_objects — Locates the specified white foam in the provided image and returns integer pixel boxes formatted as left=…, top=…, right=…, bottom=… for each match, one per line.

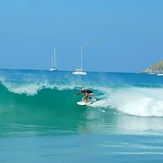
left=91, top=97, right=111, bottom=108
left=1, top=80, right=54, bottom=95
left=0, top=80, right=82, bottom=96
left=110, top=87, right=163, bottom=117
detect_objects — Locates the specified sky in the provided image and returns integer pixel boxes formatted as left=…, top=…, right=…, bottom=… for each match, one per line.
left=0, top=0, right=163, bottom=72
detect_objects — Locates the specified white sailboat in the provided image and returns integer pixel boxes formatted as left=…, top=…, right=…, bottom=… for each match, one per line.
left=49, top=48, right=57, bottom=71
left=72, top=46, right=87, bottom=75
left=157, top=73, right=163, bottom=76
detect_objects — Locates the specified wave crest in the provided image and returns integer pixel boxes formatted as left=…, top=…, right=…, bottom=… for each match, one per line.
left=110, top=87, right=163, bottom=117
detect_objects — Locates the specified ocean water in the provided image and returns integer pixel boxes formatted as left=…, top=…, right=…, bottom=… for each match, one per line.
left=0, top=69, right=163, bottom=162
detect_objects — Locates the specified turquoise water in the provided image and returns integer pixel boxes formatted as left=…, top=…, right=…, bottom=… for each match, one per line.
left=0, top=69, right=163, bottom=162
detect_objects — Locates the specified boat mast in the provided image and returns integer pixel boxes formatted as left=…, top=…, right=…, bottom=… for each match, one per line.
left=53, top=48, right=56, bottom=68
left=81, top=46, right=83, bottom=70
left=51, top=55, right=53, bottom=67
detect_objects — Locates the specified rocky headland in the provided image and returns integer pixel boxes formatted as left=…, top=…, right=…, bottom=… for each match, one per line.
left=142, top=61, right=163, bottom=74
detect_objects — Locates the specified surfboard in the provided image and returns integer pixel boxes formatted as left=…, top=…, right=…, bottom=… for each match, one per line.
left=77, top=98, right=97, bottom=106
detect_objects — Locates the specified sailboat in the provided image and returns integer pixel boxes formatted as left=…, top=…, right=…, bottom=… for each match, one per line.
left=49, top=48, right=57, bottom=71
left=72, top=46, right=87, bottom=75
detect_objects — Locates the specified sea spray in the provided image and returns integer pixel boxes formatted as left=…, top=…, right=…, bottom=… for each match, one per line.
left=111, top=87, right=163, bottom=117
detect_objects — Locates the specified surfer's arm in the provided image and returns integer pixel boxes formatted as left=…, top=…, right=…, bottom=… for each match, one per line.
left=76, top=92, right=81, bottom=96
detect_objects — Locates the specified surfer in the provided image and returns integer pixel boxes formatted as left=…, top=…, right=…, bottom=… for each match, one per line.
left=76, top=89, right=94, bottom=102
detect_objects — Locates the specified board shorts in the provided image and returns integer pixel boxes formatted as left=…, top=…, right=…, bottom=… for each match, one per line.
left=88, top=93, right=93, bottom=97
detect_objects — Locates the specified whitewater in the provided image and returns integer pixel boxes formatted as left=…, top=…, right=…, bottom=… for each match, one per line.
left=1, top=69, right=163, bottom=162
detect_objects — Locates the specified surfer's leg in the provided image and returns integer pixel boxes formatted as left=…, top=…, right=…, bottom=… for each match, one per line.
left=88, top=93, right=93, bottom=99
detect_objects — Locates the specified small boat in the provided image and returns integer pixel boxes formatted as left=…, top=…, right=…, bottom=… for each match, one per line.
left=72, top=46, right=87, bottom=75
left=49, top=48, right=57, bottom=71
left=157, top=73, right=163, bottom=76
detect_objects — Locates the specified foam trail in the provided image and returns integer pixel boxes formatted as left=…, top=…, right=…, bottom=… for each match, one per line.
left=110, top=87, right=163, bottom=117
left=91, top=97, right=111, bottom=108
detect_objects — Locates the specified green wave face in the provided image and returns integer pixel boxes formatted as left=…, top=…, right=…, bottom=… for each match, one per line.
left=0, top=84, right=87, bottom=131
